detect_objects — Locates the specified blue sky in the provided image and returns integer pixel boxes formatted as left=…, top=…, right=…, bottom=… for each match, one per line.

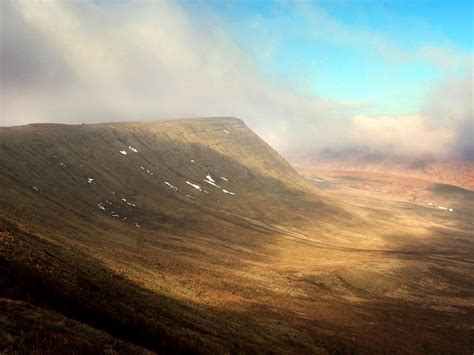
left=2, top=0, right=472, bottom=157
left=182, top=0, right=472, bottom=116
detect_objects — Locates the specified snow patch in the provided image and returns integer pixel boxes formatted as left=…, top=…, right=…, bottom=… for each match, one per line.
left=220, top=176, right=228, bottom=181
left=97, top=201, right=113, bottom=211
left=204, top=173, right=221, bottom=188
left=119, top=150, right=127, bottom=155
left=164, top=182, right=178, bottom=191
left=204, top=179, right=220, bottom=188
left=438, top=206, right=448, bottom=210
left=121, top=198, right=136, bottom=207
left=206, top=173, right=216, bottom=183
left=128, top=146, right=138, bottom=153
left=186, top=181, right=202, bottom=191
left=222, top=189, right=235, bottom=195
left=223, top=129, right=230, bottom=134
left=32, top=186, right=39, bottom=191
left=87, top=178, right=94, bottom=184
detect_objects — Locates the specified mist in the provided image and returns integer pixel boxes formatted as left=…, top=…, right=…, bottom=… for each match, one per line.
left=0, top=0, right=472, bottom=159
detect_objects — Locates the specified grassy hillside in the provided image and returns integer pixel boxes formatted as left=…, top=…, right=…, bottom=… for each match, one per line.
left=1, top=118, right=473, bottom=353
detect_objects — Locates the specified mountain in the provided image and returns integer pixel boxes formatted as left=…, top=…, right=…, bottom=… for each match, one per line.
left=1, top=118, right=473, bottom=353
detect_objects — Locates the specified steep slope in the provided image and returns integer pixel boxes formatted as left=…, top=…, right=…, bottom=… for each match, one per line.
left=0, top=117, right=343, bottom=238
left=0, top=117, right=350, bottom=353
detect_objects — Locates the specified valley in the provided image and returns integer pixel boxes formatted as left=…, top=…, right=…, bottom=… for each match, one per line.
left=1, top=118, right=473, bottom=353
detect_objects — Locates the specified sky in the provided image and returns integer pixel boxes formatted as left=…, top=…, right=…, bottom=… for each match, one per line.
left=0, top=0, right=472, bottom=159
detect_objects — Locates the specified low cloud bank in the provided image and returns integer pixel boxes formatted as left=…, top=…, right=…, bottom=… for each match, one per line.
left=347, top=67, right=472, bottom=159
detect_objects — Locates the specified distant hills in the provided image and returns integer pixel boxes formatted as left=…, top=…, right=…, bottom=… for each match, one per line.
left=288, top=148, right=474, bottom=190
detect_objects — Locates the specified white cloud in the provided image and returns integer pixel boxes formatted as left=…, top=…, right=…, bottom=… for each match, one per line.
left=350, top=114, right=454, bottom=157
left=347, top=64, right=473, bottom=158
left=1, top=0, right=354, bottom=150
left=0, top=0, right=471, bottom=160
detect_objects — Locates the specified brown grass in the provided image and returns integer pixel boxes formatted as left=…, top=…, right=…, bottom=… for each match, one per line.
left=0, top=118, right=473, bottom=353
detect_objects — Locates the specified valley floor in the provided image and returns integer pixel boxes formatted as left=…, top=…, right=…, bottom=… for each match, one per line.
left=2, top=169, right=473, bottom=353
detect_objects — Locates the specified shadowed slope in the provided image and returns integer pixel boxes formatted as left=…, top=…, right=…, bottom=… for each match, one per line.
left=0, top=117, right=349, bottom=353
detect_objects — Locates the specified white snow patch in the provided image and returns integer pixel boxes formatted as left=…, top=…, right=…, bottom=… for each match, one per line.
left=135, top=222, right=141, bottom=228
left=313, top=178, right=324, bottom=182
left=204, top=179, right=220, bottom=188
left=185, top=194, right=194, bottom=199
left=32, top=186, right=39, bottom=191
left=59, top=162, right=66, bottom=167
left=87, top=178, right=94, bottom=184
left=438, top=206, right=448, bottom=210
left=204, top=173, right=220, bottom=188
left=186, top=181, right=202, bottom=191
left=121, top=198, right=135, bottom=207
left=428, top=202, right=433, bottom=206
left=223, top=129, right=230, bottom=134
left=449, top=208, right=453, bottom=212
left=222, top=189, right=235, bottom=195
left=112, top=214, right=119, bottom=217
left=146, top=169, right=154, bottom=175
left=206, top=173, right=216, bottom=183
left=164, top=182, right=178, bottom=191
left=220, top=176, right=228, bottom=181
left=140, top=166, right=145, bottom=170
left=98, top=201, right=113, bottom=211
left=119, top=150, right=127, bottom=155
left=190, top=159, right=195, bottom=163
left=128, top=146, right=138, bottom=153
